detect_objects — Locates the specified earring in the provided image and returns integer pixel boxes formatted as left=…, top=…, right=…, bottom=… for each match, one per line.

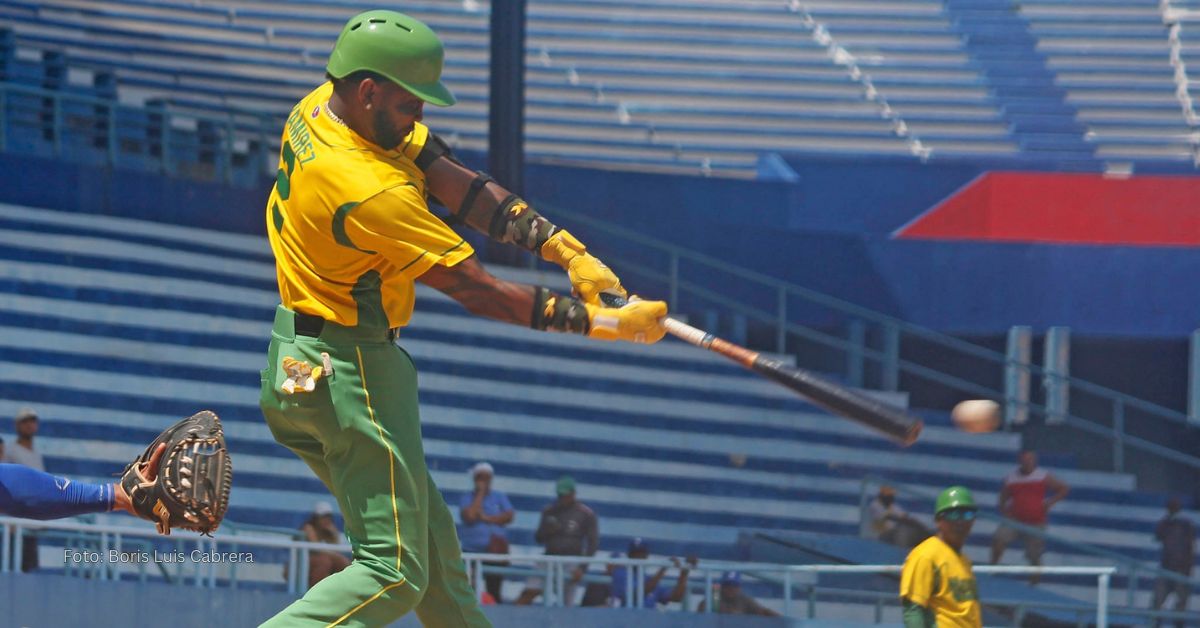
left=366, top=104, right=372, bottom=110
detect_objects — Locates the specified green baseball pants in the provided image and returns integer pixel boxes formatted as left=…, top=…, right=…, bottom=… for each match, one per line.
left=259, top=306, right=491, bottom=627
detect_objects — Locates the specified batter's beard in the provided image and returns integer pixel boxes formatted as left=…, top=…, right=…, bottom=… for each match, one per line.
left=371, top=109, right=413, bottom=151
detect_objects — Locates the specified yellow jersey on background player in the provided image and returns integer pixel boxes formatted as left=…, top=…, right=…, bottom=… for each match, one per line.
left=900, top=486, right=982, bottom=628
left=901, top=535, right=981, bottom=626
left=265, top=81, right=472, bottom=329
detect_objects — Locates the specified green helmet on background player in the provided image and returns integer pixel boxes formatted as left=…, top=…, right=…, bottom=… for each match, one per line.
left=326, top=10, right=456, bottom=107
left=935, top=485, right=977, bottom=516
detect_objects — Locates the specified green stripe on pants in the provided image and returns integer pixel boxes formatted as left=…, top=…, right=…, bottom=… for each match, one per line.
left=260, top=306, right=491, bottom=628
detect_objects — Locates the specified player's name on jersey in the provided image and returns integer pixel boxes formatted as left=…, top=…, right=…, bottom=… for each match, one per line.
left=63, top=548, right=255, bottom=564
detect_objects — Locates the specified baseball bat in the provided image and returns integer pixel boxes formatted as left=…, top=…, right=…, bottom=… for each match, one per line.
left=601, top=294, right=923, bottom=446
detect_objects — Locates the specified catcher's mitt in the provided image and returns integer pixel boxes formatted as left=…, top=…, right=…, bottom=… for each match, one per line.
left=120, top=410, right=232, bottom=535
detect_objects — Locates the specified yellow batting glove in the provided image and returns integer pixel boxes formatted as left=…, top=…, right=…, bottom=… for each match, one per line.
left=569, top=255, right=627, bottom=305
left=541, top=230, right=628, bottom=305
left=540, top=229, right=587, bottom=267
left=585, top=298, right=668, bottom=344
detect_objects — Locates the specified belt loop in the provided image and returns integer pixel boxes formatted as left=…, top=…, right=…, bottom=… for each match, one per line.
left=272, top=306, right=297, bottom=342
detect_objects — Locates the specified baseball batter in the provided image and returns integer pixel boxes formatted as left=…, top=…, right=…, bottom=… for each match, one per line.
left=900, top=486, right=982, bottom=628
left=259, top=10, right=667, bottom=627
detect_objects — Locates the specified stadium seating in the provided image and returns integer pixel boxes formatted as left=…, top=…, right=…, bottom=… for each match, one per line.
left=2, top=0, right=1198, bottom=620
left=1, top=0, right=1194, bottom=177
left=0, top=202, right=1191, bottom=614
left=1019, top=0, right=1199, bottom=162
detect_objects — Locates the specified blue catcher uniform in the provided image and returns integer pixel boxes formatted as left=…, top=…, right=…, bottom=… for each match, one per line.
left=0, top=464, right=114, bottom=520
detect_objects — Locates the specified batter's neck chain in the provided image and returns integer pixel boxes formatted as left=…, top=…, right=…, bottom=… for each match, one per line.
left=324, top=101, right=347, bottom=128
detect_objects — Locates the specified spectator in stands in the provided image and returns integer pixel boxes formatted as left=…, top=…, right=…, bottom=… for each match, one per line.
left=867, top=485, right=930, bottom=549
left=300, top=501, right=350, bottom=589
left=458, top=461, right=514, bottom=603
left=0, top=436, right=5, bottom=462
left=516, top=475, right=599, bottom=606
left=900, top=486, right=981, bottom=628
left=5, top=407, right=44, bottom=471
left=698, top=570, right=779, bottom=616
left=608, top=538, right=696, bottom=608
left=5, top=407, right=44, bottom=572
left=1152, top=497, right=1194, bottom=626
left=990, top=450, right=1069, bottom=583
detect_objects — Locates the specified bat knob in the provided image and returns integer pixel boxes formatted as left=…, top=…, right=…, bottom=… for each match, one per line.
left=901, top=420, right=924, bottom=447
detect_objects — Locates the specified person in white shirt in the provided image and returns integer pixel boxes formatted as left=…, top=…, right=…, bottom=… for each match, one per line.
left=5, top=407, right=45, bottom=471
left=5, top=407, right=44, bottom=571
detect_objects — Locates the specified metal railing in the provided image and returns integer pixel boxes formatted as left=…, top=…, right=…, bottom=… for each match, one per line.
left=0, top=81, right=276, bottom=185
left=857, top=476, right=1200, bottom=609
left=1, top=516, right=1127, bottom=626
left=0, top=516, right=318, bottom=594
left=461, top=554, right=1126, bottom=627
left=541, top=204, right=1200, bottom=477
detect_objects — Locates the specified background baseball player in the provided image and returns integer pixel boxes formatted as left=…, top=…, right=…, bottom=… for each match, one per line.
left=899, top=486, right=982, bottom=628
left=259, top=10, right=667, bottom=627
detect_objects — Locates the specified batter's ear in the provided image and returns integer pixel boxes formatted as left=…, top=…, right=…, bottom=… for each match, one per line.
left=355, top=76, right=380, bottom=110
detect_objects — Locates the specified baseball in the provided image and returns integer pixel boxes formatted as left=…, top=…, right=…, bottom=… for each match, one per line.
left=951, top=400, right=1001, bottom=433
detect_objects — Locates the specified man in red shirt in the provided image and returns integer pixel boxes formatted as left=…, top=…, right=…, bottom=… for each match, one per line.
left=990, top=450, right=1070, bottom=583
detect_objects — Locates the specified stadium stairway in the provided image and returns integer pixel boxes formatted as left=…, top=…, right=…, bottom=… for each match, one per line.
left=1020, top=0, right=1199, bottom=164
left=0, top=202, right=1192, bottom=614
left=943, top=0, right=1095, bottom=159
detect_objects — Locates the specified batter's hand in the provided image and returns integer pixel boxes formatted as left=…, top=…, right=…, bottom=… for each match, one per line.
left=585, top=298, right=667, bottom=344
left=568, top=254, right=626, bottom=305
left=541, top=230, right=628, bottom=305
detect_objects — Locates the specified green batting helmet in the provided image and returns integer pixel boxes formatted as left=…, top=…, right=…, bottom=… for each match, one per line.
left=326, top=10, right=456, bottom=107
left=935, top=486, right=976, bottom=516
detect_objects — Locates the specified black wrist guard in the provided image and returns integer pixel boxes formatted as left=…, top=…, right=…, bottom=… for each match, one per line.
left=531, top=287, right=589, bottom=335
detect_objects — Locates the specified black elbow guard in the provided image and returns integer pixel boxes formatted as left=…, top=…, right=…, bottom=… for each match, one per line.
left=414, top=132, right=462, bottom=172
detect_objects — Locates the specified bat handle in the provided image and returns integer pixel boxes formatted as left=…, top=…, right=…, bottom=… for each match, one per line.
left=597, top=293, right=709, bottom=349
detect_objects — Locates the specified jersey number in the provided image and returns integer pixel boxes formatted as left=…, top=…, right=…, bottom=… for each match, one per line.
left=275, top=140, right=297, bottom=201
left=271, top=141, right=297, bottom=233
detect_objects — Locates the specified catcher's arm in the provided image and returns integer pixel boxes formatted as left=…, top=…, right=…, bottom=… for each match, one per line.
left=421, top=145, right=626, bottom=306
left=0, top=461, right=158, bottom=520
left=418, top=255, right=666, bottom=343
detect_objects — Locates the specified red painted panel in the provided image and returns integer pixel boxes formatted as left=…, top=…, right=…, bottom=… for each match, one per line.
left=896, top=172, right=1200, bottom=246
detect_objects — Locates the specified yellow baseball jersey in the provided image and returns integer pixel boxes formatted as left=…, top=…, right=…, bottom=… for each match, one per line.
left=265, top=82, right=473, bottom=328
left=900, top=536, right=982, bottom=627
